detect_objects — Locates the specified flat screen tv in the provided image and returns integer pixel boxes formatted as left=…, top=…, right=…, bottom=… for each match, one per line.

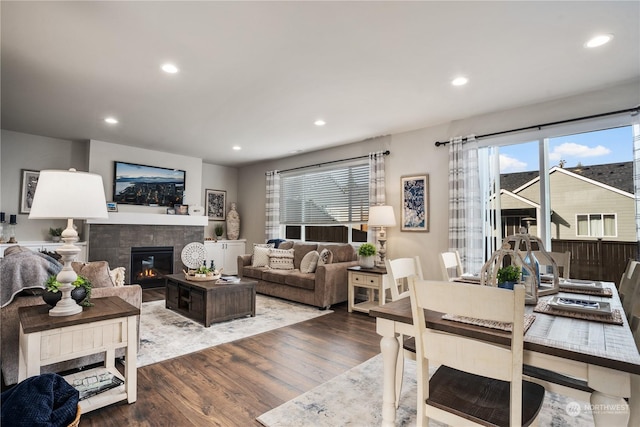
left=113, top=161, right=185, bottom=207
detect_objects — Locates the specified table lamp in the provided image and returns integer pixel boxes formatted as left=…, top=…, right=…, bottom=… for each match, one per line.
left=29, top=169, right=108, bottom=316
left=368, top=205, right=396, bottom=268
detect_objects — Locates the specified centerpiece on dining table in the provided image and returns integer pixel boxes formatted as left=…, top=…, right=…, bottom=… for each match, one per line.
left=480, top=228, right=560, bottom=304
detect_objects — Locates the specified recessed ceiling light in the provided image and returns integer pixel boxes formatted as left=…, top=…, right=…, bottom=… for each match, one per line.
left=451, top=77, right=468, bottom=86
left=161, top=63, right=179, bottom=73
left=232, top=145, right=242, bottom=151
left=585, top=34, right=613, bottom=48
left=104, top=117, right=118, bottom=124
left=314, top=119, right=326, bottom=126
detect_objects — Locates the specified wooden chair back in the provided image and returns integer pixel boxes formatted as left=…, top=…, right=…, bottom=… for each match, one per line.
left=385, top=256, right=423, bottom=301
left=439, top=251, right=463, bottom=281
left=619, top=259, right=640, bottom=303
left=533, top=250, right=571, bottom=279
left=621, top=261, right=640, bottom=320
left=408, top=278, right=544, bottom=426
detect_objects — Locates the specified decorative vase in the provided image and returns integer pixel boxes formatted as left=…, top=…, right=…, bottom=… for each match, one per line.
left=43, top=287, right=86, bottom=307
left=226, top=203, right=240, bottom=240
left=51, top=236, right=61, bottom=242
left=359, top=255, right=375, bottom=269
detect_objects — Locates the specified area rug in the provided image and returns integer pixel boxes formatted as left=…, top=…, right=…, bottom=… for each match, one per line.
left=137, top=295, right=332, bottom=367
left=257, top=354, right=595, bottom=427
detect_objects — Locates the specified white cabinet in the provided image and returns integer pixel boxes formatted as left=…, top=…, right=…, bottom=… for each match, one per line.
left=0, top=241, right=88, bottom=262
left=204, top=240, right=246, bottom=275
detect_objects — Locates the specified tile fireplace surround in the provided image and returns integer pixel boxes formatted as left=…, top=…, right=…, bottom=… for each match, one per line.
left=88, top=224, right=204, bottom=283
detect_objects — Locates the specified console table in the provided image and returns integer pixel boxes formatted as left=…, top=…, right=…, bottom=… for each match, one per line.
left=18, top=296, right=139, bottom=413
left=165, top=274, right=257, bottom=327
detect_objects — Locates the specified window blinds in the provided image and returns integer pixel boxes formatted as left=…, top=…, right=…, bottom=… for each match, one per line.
left=280, top=162, right=369, bottom=224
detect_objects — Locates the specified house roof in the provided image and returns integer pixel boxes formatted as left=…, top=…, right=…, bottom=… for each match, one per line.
left=501, top=162, right=634, bottom=194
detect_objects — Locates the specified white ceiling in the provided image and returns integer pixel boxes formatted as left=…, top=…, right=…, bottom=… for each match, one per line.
left=2, top=1, right=639, bottom=167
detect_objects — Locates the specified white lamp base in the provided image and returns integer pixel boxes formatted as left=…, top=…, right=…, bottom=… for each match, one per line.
left=49, top=283, right=83, bottom=316
left=50, top=218, right=82, bottom=317
left=376, top=227, right=387, bottom=268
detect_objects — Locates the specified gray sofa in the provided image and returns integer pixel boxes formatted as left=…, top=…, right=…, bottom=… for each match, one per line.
left=237, top=241, right=357, bottom=309
left=1, top=247, right=141, bottom=386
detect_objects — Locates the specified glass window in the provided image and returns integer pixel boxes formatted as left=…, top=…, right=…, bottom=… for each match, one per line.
left=576, top=213, right=617, bottom=237
left=280, top=161, right=369, bottom=243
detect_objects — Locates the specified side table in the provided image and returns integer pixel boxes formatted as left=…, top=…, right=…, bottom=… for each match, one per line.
left=18, top=296, right=139, bottom=413
left=347, top=266, right=388, bottom=313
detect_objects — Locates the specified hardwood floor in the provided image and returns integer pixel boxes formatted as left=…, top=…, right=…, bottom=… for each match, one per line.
left=80, top=288, right=381, bottom=426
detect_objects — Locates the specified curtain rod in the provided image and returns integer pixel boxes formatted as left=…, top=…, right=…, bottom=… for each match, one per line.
left=267, top=150, right=390, bottom=175
left=434, top=106, right=640, bottom=147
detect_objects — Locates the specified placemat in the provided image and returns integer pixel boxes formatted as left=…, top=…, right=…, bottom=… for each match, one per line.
left=558, top=285, right=613, bottom=297
left=441, top=313, right=536, bottom=333
left=534, top=300, right=623, bottom=325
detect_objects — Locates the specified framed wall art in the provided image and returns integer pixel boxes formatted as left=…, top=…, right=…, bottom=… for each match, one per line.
left=20, top=169, right=40, bottom=214
left=205, top=189, right=226, bottom=221
left=401, top=174, right=429, bottom=232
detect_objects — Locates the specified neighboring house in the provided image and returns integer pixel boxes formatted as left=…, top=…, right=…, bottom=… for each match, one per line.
left=499, top=162, right=635, bottom=242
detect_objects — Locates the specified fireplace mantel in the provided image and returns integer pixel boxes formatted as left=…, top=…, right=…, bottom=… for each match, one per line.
left=87, top=212, right=207, bottom=226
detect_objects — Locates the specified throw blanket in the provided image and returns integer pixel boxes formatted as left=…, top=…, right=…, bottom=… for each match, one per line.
left=0, top=251, right=62, bottom=307
left=1, top=373, right=79, bottom=426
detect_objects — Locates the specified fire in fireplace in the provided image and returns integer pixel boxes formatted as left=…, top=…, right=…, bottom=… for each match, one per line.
left=130, top=246, right=174, bottom=288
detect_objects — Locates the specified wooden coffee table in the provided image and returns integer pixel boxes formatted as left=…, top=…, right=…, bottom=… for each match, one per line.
left=165, top=274, right=256, bottom=327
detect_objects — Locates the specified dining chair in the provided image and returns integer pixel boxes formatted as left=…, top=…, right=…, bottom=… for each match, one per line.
left=439, top=250, right=463, bottom=281
left=533, top=250, right=571, bottom=279
left=619, top=259, right=640, bottom=305
left=620, top=261, right=640, bottom=321
left=384, top=256, right=423, bottom=408
left=408, top=277, right=546, bottom=427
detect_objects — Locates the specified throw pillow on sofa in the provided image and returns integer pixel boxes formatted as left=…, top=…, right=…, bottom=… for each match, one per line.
left=71, top=261, right=114, bottom=288
left=318, top=248, right=333, bottom=266
left=268, top=248, right=295, bottom=270
left=252, top=246, right=271, bottom=267
left=300, top=250, right=320, bottom=273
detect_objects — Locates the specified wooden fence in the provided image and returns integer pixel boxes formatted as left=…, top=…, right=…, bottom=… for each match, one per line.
left=551, top=239, right=639, bottom=284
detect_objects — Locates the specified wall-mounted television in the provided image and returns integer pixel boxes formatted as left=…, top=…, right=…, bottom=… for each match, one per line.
left=113, top=161, right=185, bottom=207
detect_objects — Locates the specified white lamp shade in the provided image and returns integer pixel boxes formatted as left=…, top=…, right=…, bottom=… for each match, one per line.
left=368, top=205, right=396, bottom=227
left=28, top=169, right=108, bottom=219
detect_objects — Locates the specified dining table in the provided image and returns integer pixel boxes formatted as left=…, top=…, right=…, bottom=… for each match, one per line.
left=369, top=280, right=640, bottom=427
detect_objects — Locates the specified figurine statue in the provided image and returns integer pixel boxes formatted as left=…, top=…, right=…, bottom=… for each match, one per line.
left=226, top=202, right=240, bottom=240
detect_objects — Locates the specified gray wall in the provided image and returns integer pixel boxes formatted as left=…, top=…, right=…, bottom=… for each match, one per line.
left=238, top=79, right=640, bottom=280
left=0, top=130, right=88, bottom=240
left=2, top=78, right=638, bottom=276
left=0, top=132, right=239, bottom=241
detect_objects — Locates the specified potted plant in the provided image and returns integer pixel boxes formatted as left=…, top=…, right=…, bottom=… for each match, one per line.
left=215, top=224, right=224, bottom=239
left=49, top=227, right=63, bottom=242
left=358, top=243, right=377, bottom=269
left=497, top=265, right=521, bottom=290
left=43, top=275, right=93, bottom=307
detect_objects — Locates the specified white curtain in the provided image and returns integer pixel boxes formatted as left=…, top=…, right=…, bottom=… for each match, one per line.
left=448, top=136, right=484, bottom=274
left=265, top=170, right=280, bottom=242
left=368, top=151, right=386, bottom=244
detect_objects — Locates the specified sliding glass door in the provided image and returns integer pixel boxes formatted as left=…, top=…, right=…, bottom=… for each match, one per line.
left=484, top=124, right=637, bottom=280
